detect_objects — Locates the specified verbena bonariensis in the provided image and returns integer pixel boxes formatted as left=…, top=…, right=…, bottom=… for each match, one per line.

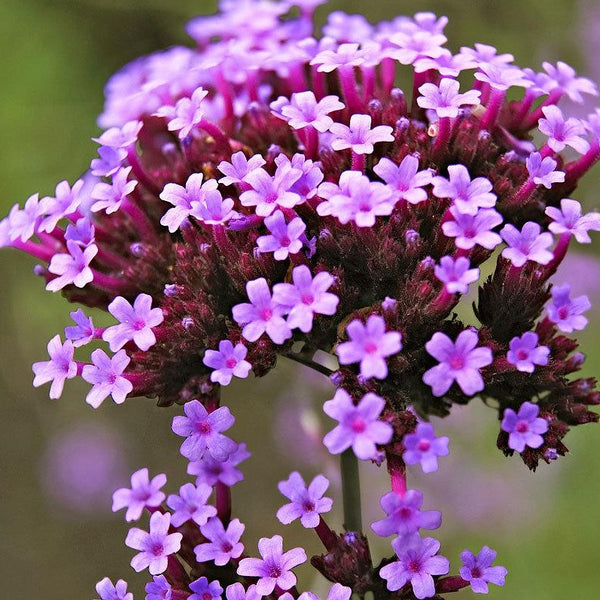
left=3, top=0, right=600, bottom=598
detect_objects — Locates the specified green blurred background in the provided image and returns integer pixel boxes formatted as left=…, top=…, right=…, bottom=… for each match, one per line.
left=1, top=1, right=600, bottom=598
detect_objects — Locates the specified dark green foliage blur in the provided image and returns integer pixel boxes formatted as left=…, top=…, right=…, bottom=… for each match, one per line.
left=0, top=1, right=598, bottom=598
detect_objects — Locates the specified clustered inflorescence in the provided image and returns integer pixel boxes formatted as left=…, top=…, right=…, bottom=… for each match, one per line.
left=3, top=0, right=600, bottom=598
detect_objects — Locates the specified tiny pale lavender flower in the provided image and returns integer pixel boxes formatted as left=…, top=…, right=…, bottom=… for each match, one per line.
left=125, top=511, right=182, bottom=575
left=336, top=315, right=402, bottom=380
left=112, top=467, right=167, bottom=522
left=501, top=402, right=548, bottom=452
left=195, top=517, right=245, bottom=565
left=460, top=546, right=508, bottom=593
left=277, top=471, right=333, bottom=528
left=323, top=389, right=393, bottom=460
left=403, top=423, right=450, bottom=473
left=506, top=332, right=550, bottom=373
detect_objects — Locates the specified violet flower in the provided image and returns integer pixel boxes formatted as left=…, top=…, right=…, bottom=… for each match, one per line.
left=112, top=467, right=167, bottom=522
left=501, top=402, right=548, bottom=453
left=237, top=535, right=307, bottom=596
left=125, top=511, right=183, bottom=575
left=460, top=546, right=507, bottom=593
left=403, top=423, right=450, bottom=473
left=195, top=517, right=245, bottom=566
left=336, top=315, right=402, bottom=380
left=277, top=471, right=333, bottom=528
left=323, top=389, right=393, bottom=460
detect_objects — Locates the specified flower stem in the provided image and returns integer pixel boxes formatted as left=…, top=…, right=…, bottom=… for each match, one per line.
left=341, top=448, right=362, bottom=532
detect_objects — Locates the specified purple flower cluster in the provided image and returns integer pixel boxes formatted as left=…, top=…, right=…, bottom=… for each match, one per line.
left=5, top=0, right=600, bottom=598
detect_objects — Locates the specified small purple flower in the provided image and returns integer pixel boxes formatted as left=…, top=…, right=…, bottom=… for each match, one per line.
left=329, top=114, right=394, bottom=155
left=232, top=277, right=292, bottom=344
left=95, top=577, right=133, bottom=600
left=506, top=332, right=550, bottom=373
left=323, top=389, right=393, bottom=460
left=272, top=91, right=345, bottom=132
left=112, top=467, right=167, bottom=522
left=82, top=349, right=133, bottom=408
left=542, top=61, right=597, bottom=103
left=166, top=482, right=216, bottom=527
left=336, top=315, right=402, bottom=380
left=90, top=145, right=126, bottom=178
left=39, top=179, right=84, bottom=232
left=474, top=63, right=531, bottom=91
left=145, top=575, right=172, bottom=600
left=317, top=171, right=395, bottom=227
left=203, top=340, right=252, bottom=385
left=526, top=152, right=565, bottom=189
left=225, top=583, right=261, bottom=600
left=434, top=256, right=479, bottom=294
left=546, top=284, right=590, bottom=332
left=47, top=240, right=98, bottom=292
left=195, top=517, right=245, bottom=565
left=91, top=167, right=138, bottom=214
left=403, top=423, right=450, bottom=473
left=218, top=152, right=266, bottom=186
left=442, top=207, right=503, bottom=250
left=256, top=210, right=306, bottom=260
left=388, top=30, right=447, bottom=65
left=189, top=577, right=224, bottom=600
left=297, top=583, right=352, bottom=600
left=6, top=194, right=43, bottom=242
left=379, top=536, right=450, bottom=599
left=277, top=153, right=324, bottom=200
left=93, top=119, right=142, bottom=149
left=32, top=335, right=77, bottom=399
left=160, top=173, right=222, bottom=232
left=501, top=401, right=548, bottom=452
left=237, top=535, right=307, bottom=596
left=125, top=511, right=183, bottom=575
left=500, top=222, right=554, bottom=267
left=172, top=400, right=237, bottom=462
left=272, top=265, right=339, bottom=333
left=371, top=489, right=442, bottom=538
left=277, top=471, right=333, bottom=528
left=423, top=329, right=493, bottom=397
left=545, top=198, right=600, bottom=243
left=459, top=43, right=514, bottom=66
left=240, top=163, right=303, bottom=217
left=64, top=308, right=96, bottom=347
left=64, top=217, right=95, bottom=248
left=103, top=293, right=164, bottom=352
left=413, top=50, right=476, bottom=77
left=310, top=43, right=365, bottom=72
left=155, top=87, right=209, bottom=139
left=460, top=546, right=508, bottom=594
left=373, top=155, right=433, bottom=204
left=188, top=443, right=250, bottom=488
left=417, top=78, right=481, bottom=119
left=538, top=105, right=590, bottom=154
left=432, top=165, right=496, bottom=216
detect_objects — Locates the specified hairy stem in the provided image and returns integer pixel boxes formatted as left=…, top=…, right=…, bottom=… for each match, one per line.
left=341, top=448, right=362, bottom=532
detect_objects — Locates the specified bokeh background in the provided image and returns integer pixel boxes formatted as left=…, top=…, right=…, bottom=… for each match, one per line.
left=1, top=1, right=600, bottom=598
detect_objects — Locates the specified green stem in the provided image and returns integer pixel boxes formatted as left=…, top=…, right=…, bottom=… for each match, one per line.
left=341, top=448, right=362, bottom=532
